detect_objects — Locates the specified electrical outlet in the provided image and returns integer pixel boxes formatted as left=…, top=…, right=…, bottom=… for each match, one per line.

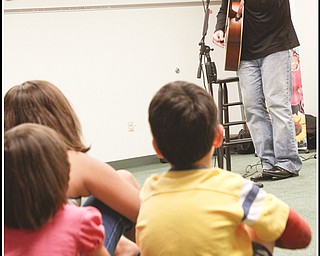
left=128, top=121, right=134, bottom=132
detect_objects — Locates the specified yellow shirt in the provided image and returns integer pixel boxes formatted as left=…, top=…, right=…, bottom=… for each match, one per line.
left=136, top=168, right=289, bottom=256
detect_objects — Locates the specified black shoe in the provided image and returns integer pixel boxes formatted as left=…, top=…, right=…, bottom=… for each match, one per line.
left=262, top=166, right=298, bottom=179
left=250, top=173, right=273, bottom=182
left=252, top=181, right=264, bottom=188
left=159, top=158, right=168, bottom=163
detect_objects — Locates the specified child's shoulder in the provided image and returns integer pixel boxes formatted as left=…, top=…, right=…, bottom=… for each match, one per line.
left=61, top=204, right=102, bottom=222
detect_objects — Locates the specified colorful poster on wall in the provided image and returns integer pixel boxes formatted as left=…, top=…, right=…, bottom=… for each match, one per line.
left=291, top=47, right=308, bottom=151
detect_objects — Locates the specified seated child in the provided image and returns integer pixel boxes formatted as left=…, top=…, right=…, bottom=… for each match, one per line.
left=4, top=80, right=140, bottom=256
left=136, top=81, right=311, bottom=256
left=4, top=123, right=110, bottom=256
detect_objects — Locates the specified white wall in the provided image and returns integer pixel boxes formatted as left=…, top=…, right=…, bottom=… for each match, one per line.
left=290, top=0, right=318, bottom=117
left=3, top=1, right=318, bottom=162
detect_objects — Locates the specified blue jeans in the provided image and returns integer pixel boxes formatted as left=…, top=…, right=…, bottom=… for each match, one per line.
left=237, top=50, right=302, bottom=174
left=83, top=196, right=133, bottom=256
left=252, top=242, right=272, bottom=256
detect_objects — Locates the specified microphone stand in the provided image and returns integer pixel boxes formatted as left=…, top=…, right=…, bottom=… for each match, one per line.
left=197, top=0, right=222, bottom=168
left=197, top=0, right=217, bottom=97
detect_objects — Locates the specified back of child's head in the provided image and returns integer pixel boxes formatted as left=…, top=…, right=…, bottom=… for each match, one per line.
left=4, top=123, right=70, bottom=230
left=148, top=81, right=218, bottom=168
left=4, top=80, right=89, bottom=152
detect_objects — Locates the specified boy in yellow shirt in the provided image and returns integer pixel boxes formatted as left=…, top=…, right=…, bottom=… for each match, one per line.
left=136, top=81, right=311, bottom=256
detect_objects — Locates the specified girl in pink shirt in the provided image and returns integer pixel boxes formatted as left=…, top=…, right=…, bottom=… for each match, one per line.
left=4, top=123, right=110, bottom=256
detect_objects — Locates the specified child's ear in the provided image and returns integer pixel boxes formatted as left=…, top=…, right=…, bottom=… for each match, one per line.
left=213, top=124, right=223, bottom=148
left=152, top=139, right=164, bottom=159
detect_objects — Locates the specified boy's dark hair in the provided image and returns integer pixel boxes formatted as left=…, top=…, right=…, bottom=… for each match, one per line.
left=4, top=123, right=70, bottom=230
left=148, top=81, right=218, bottom=168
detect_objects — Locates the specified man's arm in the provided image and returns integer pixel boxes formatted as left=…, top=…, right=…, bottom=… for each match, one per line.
left=215, top=0, right=228, bottom=32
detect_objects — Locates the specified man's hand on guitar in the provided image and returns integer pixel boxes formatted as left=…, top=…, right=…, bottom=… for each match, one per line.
left=235, top=0, right=244, bottom=21
left=212, top=30, right=225, bottom=48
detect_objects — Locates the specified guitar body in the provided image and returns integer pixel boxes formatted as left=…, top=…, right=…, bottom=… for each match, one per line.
left=224, top=0, right=243, bottom=71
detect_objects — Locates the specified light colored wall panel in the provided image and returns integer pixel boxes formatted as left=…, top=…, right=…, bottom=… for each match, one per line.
left=3, top=0, right=317, bottom=162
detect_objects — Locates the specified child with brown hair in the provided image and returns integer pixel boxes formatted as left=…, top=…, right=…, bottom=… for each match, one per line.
left=4, top=123, right=110, bottom=256
left=136, top=81, right=311, bottom=256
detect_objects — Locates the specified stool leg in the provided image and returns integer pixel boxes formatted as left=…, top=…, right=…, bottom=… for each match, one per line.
left=223, top=83, right=231, bottom=171
left=217, top=83, right=224, bottom=169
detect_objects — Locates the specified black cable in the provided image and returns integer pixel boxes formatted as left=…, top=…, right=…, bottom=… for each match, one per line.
left=242, top=160, right=261, bottom=178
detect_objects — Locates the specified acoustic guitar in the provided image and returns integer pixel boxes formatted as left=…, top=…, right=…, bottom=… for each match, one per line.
left=224, top=0, right=244, bottom=71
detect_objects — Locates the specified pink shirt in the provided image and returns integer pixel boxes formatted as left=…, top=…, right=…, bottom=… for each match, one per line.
left=5, top=204, right=105, bottom=256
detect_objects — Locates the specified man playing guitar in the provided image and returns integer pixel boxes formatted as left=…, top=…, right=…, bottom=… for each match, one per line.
left=212, top=0, right=302, bottom=183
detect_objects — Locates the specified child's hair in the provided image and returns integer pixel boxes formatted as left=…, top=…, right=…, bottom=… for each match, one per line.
left=4, top=123, right=70, bottom=230
left=148, top=81, right=218, bottom=168
left=4, top=80, right=90, bottom=152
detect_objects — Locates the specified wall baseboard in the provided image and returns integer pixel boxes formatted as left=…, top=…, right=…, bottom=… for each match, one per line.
left=107, top=154, right=160, bottom=170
